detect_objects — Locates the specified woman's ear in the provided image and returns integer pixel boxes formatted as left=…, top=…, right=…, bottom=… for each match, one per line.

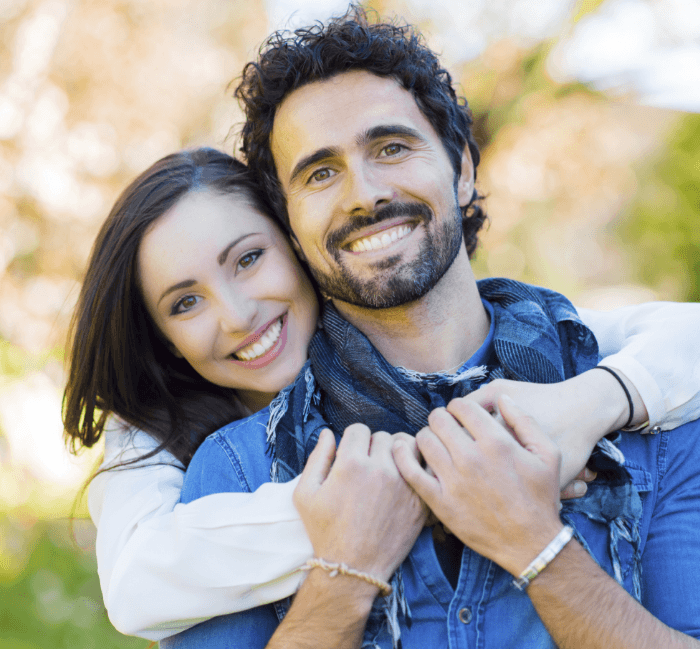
left=456, top=147, right=475, bottom=208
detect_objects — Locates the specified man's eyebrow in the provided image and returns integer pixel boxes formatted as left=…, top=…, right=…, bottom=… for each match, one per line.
left=158, top=280, right=196, bottom=307
left=217, top=233, right=258, bottom=266
left=358, top=124, right=425, bottom=146
left=289, top=147, right=340, bottom=186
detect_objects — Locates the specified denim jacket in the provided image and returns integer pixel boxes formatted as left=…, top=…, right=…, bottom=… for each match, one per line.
left=168, top=410, right=700, bottom=648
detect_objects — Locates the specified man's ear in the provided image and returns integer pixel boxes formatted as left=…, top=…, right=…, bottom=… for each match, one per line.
left=456, top=146, right=475, bottom=208
left=289, top=232, right=307, bottom=262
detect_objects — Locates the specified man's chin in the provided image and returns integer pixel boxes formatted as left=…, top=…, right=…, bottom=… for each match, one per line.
left=319, top=272, right=437, bottom=310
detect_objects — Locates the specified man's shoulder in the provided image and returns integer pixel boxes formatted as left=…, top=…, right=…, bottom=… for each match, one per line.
left=619, top=417, right=700, bottom=488
left=181, top=409, right=273, bottom=503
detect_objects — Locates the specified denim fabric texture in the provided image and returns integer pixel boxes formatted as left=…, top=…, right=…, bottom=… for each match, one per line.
left=167, top=280, right=700, bottom=647
left=170, top=418, right=700, bottom=648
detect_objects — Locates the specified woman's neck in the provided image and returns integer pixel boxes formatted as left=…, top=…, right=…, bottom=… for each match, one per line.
left=236, top=389, right=277, bottom=416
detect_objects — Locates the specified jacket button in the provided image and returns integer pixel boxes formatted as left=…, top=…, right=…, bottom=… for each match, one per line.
left=458, top=607, right=472, bottom=624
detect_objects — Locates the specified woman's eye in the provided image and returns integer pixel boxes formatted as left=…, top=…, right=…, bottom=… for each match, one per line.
left=380, top=143, right=405, bottom=157
left=237, top=249, right=263, bottom=271
left=172, top=295, right=200, bottom=315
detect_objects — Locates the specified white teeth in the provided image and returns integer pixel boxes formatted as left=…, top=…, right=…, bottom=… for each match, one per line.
left=349, top=224, right=414, bottom=253
left=234, top=317, right=283, bottom=361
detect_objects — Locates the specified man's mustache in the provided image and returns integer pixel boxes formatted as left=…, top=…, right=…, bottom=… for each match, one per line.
left=326, top=202, right=433, bottom=253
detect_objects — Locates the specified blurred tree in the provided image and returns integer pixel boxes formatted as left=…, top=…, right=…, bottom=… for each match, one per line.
left=617, top=113, right=700, bottom=301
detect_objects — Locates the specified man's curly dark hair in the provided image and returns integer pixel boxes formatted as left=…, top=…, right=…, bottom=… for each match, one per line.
left=235, top=4, right=487, bottom=257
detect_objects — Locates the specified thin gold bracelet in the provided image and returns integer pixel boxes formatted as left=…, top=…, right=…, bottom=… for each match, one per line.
left=301, top=558, right=392, bottom=597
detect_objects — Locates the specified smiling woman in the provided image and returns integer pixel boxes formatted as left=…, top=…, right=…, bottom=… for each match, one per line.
left=137, top=189, right=317, bottom=414
left=63, top=147, right=318, bottom=467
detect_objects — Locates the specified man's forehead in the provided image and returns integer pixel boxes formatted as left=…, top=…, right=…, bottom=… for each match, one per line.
left=270, top=71, right=431, bottom=180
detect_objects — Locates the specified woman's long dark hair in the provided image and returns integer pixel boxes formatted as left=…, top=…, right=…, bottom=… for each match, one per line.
left=63, top=148, right=278, bottom=468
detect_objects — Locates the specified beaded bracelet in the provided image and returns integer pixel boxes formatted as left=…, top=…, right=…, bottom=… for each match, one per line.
left=300, top=558, right=392, bottom=597
left=513, top=526, right=574, bottom=590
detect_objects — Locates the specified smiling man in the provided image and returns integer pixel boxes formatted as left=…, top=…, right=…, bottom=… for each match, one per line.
left=170, top=7, right=700, bottom=649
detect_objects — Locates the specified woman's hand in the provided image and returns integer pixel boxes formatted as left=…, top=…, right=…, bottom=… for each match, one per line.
left=456, top=371, right=639, bottom=490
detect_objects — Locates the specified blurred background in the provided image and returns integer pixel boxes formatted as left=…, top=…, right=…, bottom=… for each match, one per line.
left=0, top=0, right=698, bottom=646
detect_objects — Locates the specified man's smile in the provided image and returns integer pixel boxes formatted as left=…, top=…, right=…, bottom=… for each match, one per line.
left=346, top=222, right=416, bottom=253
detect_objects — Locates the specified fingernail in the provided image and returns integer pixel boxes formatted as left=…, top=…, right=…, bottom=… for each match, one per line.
left=574, top=480, right=586, bottom=496
left=502, top=395, right=517, bottom=408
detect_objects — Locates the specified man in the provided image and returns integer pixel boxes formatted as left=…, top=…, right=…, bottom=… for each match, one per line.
left=173, top=7, right=700, bottom=648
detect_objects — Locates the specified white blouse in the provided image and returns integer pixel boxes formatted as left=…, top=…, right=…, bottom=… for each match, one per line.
left=87, top=301, right=700, bottom=640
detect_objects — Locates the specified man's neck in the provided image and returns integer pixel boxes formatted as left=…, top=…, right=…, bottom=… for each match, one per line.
left=332, top=252, right=490, bottom=373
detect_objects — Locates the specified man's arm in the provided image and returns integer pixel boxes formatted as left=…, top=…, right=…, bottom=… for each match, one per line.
left=266, top=427, right=426, bottom=649
left=393, top=396, right=700, bottom=648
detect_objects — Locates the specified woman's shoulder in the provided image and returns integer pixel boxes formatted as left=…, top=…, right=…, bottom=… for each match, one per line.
left=101, top=415, right=184, bottom=470
left=181, top=408, right=274, bottom=502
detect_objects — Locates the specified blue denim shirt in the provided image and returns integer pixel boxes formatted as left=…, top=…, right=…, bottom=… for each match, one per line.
left=166, top=412, right=700, bottom=648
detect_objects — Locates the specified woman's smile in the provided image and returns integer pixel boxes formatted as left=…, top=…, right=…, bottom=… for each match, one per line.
left=138, top=189, right=318, bottom=410
left=230, top=314, right=286, bottom=365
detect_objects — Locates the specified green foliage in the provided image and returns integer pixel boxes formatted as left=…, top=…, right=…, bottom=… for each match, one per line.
left=617, top=113, right=700, bottom=301
left=0, top=517, right=149, bottom=649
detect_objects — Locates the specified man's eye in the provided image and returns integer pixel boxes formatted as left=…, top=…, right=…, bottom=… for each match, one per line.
left=380, top=143, right=405, bottom=157
left=309, top=168, right=334, bottom=183
left=172, top=295, right=200, bottom=315
left=238, top=249, right=263, bottom=271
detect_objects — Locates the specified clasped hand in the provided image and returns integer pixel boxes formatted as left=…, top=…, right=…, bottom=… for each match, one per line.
left=294, top=396, right=594, bottom=584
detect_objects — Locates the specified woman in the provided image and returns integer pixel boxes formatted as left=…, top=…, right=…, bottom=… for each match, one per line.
left=64, top=147, right=700, bottom=641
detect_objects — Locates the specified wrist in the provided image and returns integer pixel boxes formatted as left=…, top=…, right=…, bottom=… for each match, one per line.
left=302, top=566, right=382, bottom=616
left=512, top=525, right=574, bottom=590
left=301, top=558, right=392, bottom=597
left=499, top=520, right=566, bottom=578
left=580, top=368, right=630, bottom=435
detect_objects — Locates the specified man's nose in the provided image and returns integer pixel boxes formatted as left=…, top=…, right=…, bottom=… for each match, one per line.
left=340, top=162, right=393, bottom=216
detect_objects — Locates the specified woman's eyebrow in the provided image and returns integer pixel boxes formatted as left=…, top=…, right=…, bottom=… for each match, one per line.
left=158, top=280, right=196, bottom=307
left=217, top=233, right=260, bottom=265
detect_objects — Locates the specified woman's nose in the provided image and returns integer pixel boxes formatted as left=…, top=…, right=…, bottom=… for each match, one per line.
left=217, top=296, right=258, bottom=335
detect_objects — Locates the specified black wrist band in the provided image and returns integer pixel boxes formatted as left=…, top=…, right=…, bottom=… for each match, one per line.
left=595, top=366, right=634, bottom=429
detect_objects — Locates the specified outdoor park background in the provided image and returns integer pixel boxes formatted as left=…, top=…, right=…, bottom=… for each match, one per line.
left=0, top=0, right=698, bottom=646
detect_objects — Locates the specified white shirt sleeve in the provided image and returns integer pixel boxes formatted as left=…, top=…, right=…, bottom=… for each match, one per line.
left=89, top=421, right=312, bottom=641
left=578, top=301, right=700, bottom=431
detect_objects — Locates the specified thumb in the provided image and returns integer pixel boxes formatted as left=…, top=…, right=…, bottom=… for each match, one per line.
left=392, top=432, right=422, bottom=463
left=298, top=428, right=336, bottom=493
left=498, top=395, right=556, bottom=458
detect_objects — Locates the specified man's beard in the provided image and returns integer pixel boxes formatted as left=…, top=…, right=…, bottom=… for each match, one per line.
left=307, top=198, right=464, bottom=309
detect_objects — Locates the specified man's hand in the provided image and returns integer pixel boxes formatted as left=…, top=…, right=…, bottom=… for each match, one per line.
left=294, top=426, right=427, bottom=583
left=393, top=396, right=563, bottom=577
left=460, top=370, right=644, bottom=488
